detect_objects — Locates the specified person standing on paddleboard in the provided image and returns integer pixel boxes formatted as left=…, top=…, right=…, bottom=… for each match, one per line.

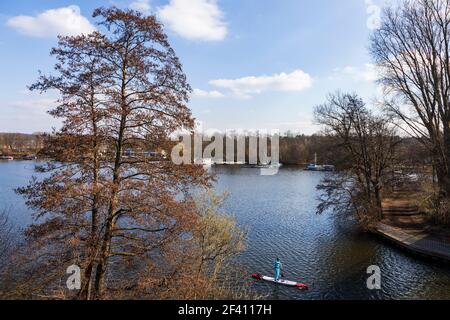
left=274, top=258, right=282, bottom=282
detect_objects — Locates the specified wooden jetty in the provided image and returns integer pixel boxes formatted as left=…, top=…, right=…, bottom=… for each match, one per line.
left=375, top=197, right=450, bottom=263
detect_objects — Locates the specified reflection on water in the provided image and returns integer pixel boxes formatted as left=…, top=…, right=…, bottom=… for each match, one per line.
left=1, top=162, right=449, bottom=299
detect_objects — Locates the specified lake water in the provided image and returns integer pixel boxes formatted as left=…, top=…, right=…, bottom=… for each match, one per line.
left=1, top=161, right=450, bottom=300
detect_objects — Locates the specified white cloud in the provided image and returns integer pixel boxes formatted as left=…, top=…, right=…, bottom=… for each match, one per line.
left=209, top=69, right=313, bottom=99
left=192, top=88, right=225, bottom=99
left=130, top=0, right=152, bottom=14
left=6, top=5, right=95, bottom=38
left=331, top=64, right=378, bottom=82
left=157, top=0, right=227, bottom=41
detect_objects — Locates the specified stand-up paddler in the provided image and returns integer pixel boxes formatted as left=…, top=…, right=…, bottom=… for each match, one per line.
left=274, top=258, right=282, bottom=282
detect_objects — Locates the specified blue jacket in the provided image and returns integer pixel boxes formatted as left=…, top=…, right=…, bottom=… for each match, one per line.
left=274, top=261, right=282, bottom=271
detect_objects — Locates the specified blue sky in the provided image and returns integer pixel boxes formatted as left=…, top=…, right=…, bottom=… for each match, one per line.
left=0, top=0, right=384, bottom=134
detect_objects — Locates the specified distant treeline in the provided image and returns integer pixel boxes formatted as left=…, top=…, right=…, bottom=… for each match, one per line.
left=0, top=133, right=44, bottom=155
left=0, top=131, right=431, bottom=169
left=186, top=133, right=431, bottom=168
left=281, top=134, right=430, bottom=168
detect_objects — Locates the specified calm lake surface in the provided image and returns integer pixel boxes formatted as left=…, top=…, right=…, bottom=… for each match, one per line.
left=1, top=161, right=450, bottom=300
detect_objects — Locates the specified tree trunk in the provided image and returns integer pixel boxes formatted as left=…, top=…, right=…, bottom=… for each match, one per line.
left=374, top=185, right=383, bottom=220
left=93, top=221, right=112, bottom=299
left=442, top=126, right=450, bottom=198
left=92, top=41, right=129, bottom=298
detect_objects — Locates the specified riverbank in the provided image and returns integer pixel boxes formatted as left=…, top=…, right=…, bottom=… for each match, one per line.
left=375, top=195, right=450, bottom=263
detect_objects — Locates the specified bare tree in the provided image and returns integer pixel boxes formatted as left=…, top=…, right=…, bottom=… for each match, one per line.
left=370, top=0, right=450, bottom=205
left=194, top=191, right=247, bottom=278
left=315, top=92, right=400, bottom=223
left=135, top=191, right=249, bottom=300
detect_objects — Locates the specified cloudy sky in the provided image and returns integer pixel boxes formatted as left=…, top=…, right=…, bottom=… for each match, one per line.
left=0, top=0, right=385, bottom=134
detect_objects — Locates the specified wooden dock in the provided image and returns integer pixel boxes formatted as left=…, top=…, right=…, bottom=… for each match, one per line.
left=375, top=198, right=450, bottom=263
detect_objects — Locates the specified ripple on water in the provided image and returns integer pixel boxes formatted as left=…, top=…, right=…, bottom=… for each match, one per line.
left=212, top=166, right=450, bottom=300
left=1, top=163, right=449, bottom=299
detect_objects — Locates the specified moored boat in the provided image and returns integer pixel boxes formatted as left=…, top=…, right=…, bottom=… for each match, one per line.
left=306, top=153, right=334, bottom=172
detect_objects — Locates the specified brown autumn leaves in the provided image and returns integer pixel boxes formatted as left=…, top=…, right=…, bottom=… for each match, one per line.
left=0, top=7, right=247, bottom=300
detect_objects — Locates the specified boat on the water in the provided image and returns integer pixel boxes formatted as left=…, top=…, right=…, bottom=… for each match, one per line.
left=251, top=273, right=308, bottom=290
left=201, top=158, right=214, bottom=168
left=0, top=156, right=14, bottom=161
left=243, top=162, right=283, bottom=169
left=307, top=164, right=335, bottom=172
left=306, top=153, right=334, bottom=172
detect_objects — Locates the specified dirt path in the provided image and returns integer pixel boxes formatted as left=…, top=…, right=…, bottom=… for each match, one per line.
left=375, top=195, right=450, bottom=263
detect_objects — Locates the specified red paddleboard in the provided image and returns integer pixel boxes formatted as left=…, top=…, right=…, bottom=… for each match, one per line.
left=251, top=273, right=308, bottom=290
